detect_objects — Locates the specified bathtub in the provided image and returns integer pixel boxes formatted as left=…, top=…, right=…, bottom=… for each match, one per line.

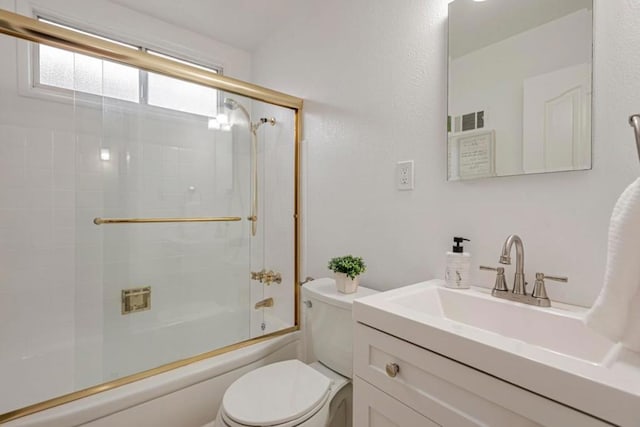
left=5, top=331, right=301, bottom=427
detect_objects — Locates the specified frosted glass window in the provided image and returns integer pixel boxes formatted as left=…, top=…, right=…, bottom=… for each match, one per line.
left=35, top=18, right=221, bottom=117
left=102, top=61, right=140, bottom=101
left=39, top=45, right=140, bottom=102
left=148, top=72, right=218, bottom=117
left=38, top=44, right=74, bottom=90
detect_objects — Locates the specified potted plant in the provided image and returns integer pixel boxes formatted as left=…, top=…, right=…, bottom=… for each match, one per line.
left=328, top=255, right=366, bottom=294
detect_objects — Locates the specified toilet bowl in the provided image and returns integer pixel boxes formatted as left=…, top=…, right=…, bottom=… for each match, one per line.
left=215, top=279, right=377, bottom=427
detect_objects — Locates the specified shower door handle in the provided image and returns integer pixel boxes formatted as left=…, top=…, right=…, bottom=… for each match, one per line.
left=94, top=216, right=242, bottom=225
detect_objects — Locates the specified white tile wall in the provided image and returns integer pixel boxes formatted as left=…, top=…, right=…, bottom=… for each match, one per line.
left=0, top=124, right=76, bottom=413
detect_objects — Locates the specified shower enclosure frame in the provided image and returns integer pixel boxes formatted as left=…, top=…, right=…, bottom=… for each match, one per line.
left=0, top=9, right=303, bottom=423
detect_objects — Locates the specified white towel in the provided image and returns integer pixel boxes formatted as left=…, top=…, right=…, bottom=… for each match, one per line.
left=585, top=177, right=640, bottom=352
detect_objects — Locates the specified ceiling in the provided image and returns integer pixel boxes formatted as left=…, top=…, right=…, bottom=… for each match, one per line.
left=449, top=0, right=593, bottom=58
left=109, top=0, right=304, bottom=51
left=109, top=0, right=592, bottom=57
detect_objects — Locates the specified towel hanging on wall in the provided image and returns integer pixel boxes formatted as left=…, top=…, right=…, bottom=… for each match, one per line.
left=585, top=115, right=640, bottom=352
left=585, top=177, right=640, bottom=351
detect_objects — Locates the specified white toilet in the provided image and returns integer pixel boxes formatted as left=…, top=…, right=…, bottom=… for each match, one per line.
left=215, top=279, right=378, bottom=427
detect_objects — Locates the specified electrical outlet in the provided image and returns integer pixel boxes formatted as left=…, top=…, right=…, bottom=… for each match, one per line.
left=396, top=160, right=414, bottom=190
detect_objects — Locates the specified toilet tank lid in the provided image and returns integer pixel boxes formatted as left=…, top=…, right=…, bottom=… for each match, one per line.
left=302, top=278, right=378, bottom=310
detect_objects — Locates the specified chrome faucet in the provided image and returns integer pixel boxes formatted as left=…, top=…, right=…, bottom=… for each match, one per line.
left=499, top=234, right=526, bottom=295
left=480, top=234, right=569, bottom=308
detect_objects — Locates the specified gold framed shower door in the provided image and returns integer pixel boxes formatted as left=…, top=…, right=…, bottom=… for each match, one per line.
left=0, top=8, right=303, bottom=424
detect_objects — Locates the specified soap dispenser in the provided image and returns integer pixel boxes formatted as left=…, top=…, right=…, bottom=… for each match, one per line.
left=445, top=237, right=471, bottom=289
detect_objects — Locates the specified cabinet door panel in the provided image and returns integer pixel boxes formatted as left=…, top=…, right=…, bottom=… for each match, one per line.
left=354, top=377, right=439, bottom=427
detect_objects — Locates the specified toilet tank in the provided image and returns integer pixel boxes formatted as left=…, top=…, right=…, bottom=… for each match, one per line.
left=302, top=279, right=378, bottom=378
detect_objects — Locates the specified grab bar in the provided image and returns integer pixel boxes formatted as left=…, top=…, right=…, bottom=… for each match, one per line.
left=630, top=114, right=640, bottom=163
left=93, top=216, right=242, bottom=225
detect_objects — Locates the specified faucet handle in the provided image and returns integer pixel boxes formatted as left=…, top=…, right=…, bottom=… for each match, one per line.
left=532, top=272, right=568, bottom=300
left=536, top=273, right=568, bottom=283
left=479, top=265, right=509, bottom=292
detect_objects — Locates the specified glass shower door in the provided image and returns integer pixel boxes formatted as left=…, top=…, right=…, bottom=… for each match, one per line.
left=0, top=15, right=300, bottom=421
left=74, top=83, right=256, bottom=384
left=212, top=92, right=297, bottom=339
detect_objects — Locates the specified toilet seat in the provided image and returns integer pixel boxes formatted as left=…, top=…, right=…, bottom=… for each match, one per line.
left=220, top=360, right=332, bottom=427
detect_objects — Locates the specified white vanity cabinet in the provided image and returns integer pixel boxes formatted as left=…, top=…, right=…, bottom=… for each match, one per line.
left=353, top=323, right=611, bottom=427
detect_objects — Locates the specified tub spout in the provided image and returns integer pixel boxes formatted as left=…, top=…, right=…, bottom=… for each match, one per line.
left=254, top=298, right=274, bottom=309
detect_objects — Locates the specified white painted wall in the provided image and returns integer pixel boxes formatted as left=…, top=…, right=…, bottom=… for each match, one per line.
left=251, top=0, right=640, bottom=308
left=449, top=9, right=592, bottom=176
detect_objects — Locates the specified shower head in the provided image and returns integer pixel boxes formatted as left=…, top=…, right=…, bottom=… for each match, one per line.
left=223, top=97, right=251, bottom=123
left=223, top=98, right=239, bottom=110
left=224, top=98, right=276, bottom=132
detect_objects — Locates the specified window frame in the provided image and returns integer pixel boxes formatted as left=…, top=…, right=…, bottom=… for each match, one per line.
left=31, top=15, right=224, bottom=119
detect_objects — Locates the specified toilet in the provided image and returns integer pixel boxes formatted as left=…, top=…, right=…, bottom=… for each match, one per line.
left=215, top=279, right=378, bottom=427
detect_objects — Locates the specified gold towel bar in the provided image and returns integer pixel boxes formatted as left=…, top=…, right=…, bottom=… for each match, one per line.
left=93, top=216, right=242, bottom=225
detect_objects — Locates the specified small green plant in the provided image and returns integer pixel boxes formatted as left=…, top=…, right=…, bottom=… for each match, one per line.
left=327, top=255, right=366, bottom=279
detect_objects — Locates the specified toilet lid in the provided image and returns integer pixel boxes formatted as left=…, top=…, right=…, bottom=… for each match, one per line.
left=222, top=360, right=331, bottom=426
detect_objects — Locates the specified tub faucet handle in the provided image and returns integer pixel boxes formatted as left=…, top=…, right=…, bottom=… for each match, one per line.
left=263, top=270, right=282, bottom=285
left=251, top=269, right=266, bottom=282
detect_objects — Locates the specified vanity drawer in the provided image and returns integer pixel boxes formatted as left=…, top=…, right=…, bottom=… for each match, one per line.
left=354, top=323, right=610, bottom=427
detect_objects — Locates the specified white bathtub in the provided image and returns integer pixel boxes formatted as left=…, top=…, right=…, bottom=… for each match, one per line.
left=6, top=332, right=301, bottom=427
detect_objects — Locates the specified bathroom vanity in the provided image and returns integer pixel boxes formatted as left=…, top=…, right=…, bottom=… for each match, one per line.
left=352, top=280, right=640, bottom=426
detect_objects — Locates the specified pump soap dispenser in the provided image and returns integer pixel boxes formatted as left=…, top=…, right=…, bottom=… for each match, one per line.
left=445, top=237, right=471, bottom=289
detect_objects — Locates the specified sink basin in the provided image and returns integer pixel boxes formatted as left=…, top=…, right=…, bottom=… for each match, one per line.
left=353, top=279, right=640, bottom=426
left=386, top=284, right=613, bottom=363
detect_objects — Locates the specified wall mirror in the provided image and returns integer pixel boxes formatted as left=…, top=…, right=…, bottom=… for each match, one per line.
left=447, top=0, right=593, bottom=181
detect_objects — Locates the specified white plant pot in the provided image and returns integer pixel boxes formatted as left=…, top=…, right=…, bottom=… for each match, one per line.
left=334, top=272, right=359, bottom=294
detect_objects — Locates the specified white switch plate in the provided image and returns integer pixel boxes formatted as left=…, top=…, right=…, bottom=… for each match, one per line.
left=396, top=160, right=414, bottom=190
